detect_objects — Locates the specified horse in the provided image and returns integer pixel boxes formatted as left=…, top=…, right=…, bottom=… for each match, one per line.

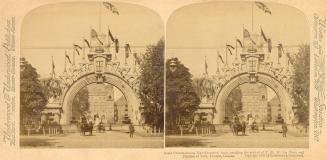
left=80, top=122, right=94, bottom=136
left=230, top=120, right=248, bottom=136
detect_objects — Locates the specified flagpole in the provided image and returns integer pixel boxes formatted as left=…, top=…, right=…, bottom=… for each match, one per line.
left=252, top=2, right=254, bottom=32
left=99, top=2, right=102, bottom=33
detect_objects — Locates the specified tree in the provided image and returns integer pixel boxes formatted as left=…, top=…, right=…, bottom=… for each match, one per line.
left=72, top=88, right=90, bottom=121
left=166, top=58, right=200, bottom=131
left=139, top=38, right=164, bottom=130
left=292, top=44, right=310, bottom=126
left=20, top=58, right=48, bottom=127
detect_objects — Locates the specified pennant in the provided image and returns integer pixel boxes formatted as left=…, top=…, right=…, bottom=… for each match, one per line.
left=74, top=48, right=80, bottom=55
left=115, top=39, right=119, bottom=53
left=218, top=53, right=224, bottom=64
left=52, top=56, right=55, bottom=72
left=267, top=38, right=272, bottom=53
left=96, top=37, right=104, bottom=45
left=261, top=28, right=268, bottom=42
left=243, top=28, right=251, bottom=38
left=73, top=44, right=82, bottom=50
left=91, top=29, right=98, bottom=38
left=277, top=43, right=284, bottom=58
left=103, top=2, right=119, bottom=15
left=84, top=39, right=90, bottom=48
left=236, top=38, right=243, bottom=47
left=205, top=57, right=208, bottom=74
left=108, top=27, right=115, bottom=42
left=65, top=53, right=72, bottom=64
left=226, top=44, right=235, bottom=50
left=227, top=47, right=233, bottom=55
left=250, top=38, right=257, bottom=45
left=255, top=1, right=272, bottom=14
left=125, top=43, right=131, bottom=58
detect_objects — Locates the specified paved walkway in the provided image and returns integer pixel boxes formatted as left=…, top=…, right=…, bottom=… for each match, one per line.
left=166, top=131, right=308, bottom=148
left=20, top=131, right=163, bottom=148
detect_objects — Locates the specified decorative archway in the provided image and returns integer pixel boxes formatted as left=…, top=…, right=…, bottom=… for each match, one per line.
left=213, top=72, right=294, bottom=124
left=60, top=72, right=141, bottom=125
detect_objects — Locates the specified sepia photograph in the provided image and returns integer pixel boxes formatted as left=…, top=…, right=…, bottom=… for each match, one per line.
left=20, top=1, right=164, bottom=148
left=165, top=1, right=310, bottom=148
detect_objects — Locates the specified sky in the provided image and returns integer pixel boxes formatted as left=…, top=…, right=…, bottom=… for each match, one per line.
left=21, top=2, right=164, bottom=77
left=166, top=1, right=309, bottom=77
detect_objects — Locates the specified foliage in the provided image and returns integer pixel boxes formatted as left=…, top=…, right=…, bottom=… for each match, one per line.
left=20, top=58, right=48, bottom=123
left=72, top=88, right=90, bottom=119
left=292, top=44, right=310, bottom=125
left=166, top=58, right=200, bottom=129
left=139, top=38, right=164, bottom=129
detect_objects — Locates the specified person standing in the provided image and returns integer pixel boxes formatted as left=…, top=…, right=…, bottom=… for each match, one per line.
left=129, top=123, right=135, bottom=138
left=282, top=122, right=288, bottom=137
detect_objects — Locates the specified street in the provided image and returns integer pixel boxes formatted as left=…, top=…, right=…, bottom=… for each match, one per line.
left=166, top=130, right=308, bottom=148
left=20, top=131, right=163, bottom=148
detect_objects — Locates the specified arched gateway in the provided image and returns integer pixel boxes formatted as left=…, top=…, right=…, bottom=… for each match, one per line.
left=213, top=72, right=294, bottom=124
left=43, top=32, right=143, bottom=126
left=195, top=43, right=297, bottom=125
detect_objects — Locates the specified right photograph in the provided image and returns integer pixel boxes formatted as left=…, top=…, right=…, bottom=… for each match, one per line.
left=165, top=1, right=309, bottom=148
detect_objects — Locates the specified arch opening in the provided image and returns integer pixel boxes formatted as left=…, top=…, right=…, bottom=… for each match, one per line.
left=60, top=73, right=141, bottom=125
left=214, top=72, right=294, bottom=124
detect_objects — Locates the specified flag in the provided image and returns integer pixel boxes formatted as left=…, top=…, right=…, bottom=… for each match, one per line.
left=243, top=28, right=251, bottom=38
left=226, top=44, right=235, bottom=50
left=73, top=44, right=82, bottom=50
left=236, top=38, right=243, bottom=47
left=227, top=47, right=233, bottom=55
left=115, top=39, right=119, bottom=53
left=218, top=53, right=224, bottom=64
left=277, top=43, right=284, bottom=58
left=103, top=2, right=119, bottom=15
left=65, top=53, right=72, bottom=64
left=84, top=39, right=90, bottom=48
left=91, top=29, right=98, bottom=38
left=250, top=38, right=257, bottom=45
left=125, top=43, right=131, bottom=58
left=52, top=56, right=55, bottom=73
left=261, top=28, right=268, bottom=42
left=108, top=27, right=115, bottom=42
left=74, top=48, right=80, bottom=55
left=255, top=1, right=271, bottom=14
left=205, top=57, right=208, bottom=74
left=267, top=38, right=272, bottom=53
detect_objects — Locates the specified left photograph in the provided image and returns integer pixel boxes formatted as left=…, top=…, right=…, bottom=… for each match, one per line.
left=20, top=1, right=164, bottom=148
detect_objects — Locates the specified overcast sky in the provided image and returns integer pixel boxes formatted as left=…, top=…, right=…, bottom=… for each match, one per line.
left=21, top=2, right=163, bottom=77
left=166, top=1, right=309, bottom=77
